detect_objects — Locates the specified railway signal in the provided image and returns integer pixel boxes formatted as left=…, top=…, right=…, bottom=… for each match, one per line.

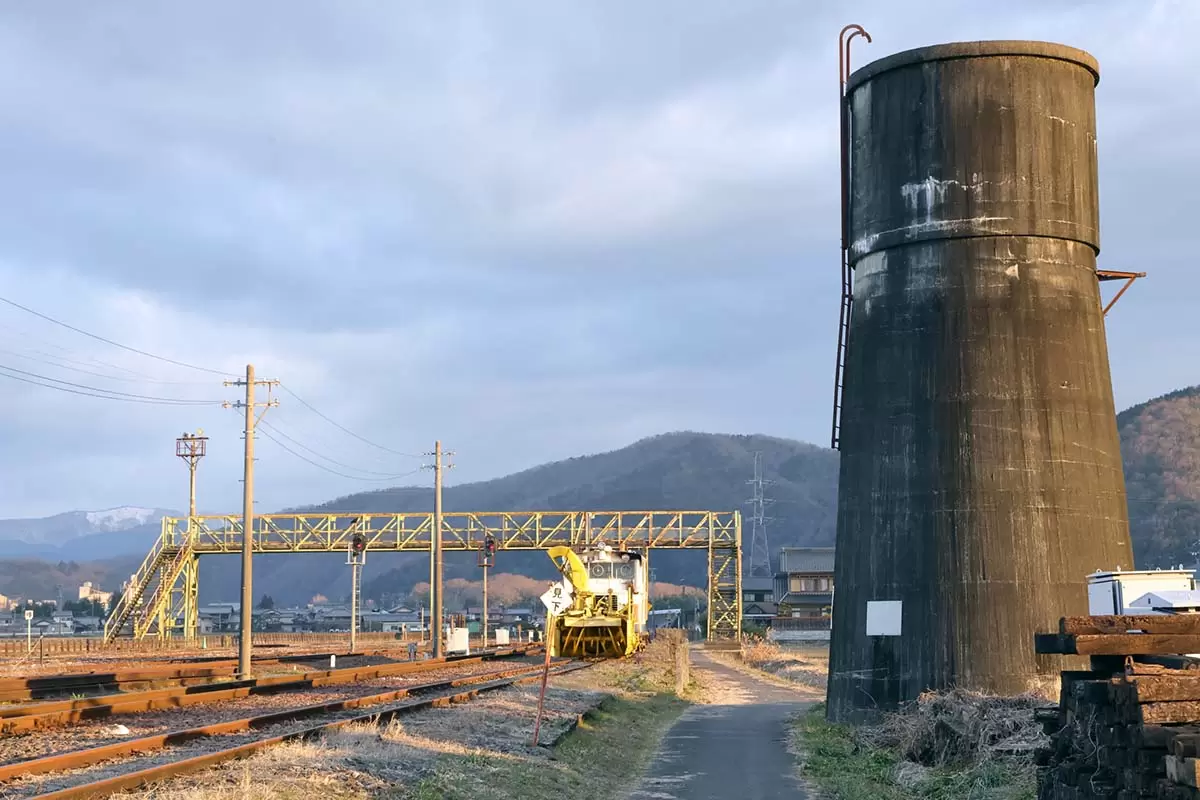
left=478, top=535, right=497, bottom=646
left=346, top=527, right=367, bottom=652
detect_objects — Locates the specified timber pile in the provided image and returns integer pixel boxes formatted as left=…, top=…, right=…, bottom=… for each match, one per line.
left=1036, top=614, right=1200, bottom=799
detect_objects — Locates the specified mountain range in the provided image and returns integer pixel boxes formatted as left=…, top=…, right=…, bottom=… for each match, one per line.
left=1, top=384, right=1197, bottom=606
left=0, top=507, right=173, bottom=559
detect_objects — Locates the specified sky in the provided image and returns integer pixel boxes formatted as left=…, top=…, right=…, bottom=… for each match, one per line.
left=0, top=0, right=1195, bottom=519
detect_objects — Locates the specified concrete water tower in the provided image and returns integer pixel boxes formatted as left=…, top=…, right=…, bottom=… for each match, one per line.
left=826, top=40, right=1136, bottom=721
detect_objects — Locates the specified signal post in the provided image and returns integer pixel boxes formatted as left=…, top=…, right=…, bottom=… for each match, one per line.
left=348, top=530, right=367, bottom=652
left=479, top=534, right=496, bottom=647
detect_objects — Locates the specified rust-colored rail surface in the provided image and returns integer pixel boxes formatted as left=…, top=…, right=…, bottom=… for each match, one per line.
left=9, top=660, right=588, bottom=799
left=0, top=642, right=491, bottom=703
left=0, top=645, right=540, bottom=733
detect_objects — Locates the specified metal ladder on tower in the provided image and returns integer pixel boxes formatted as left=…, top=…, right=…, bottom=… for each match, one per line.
left=132, top=543, right=194, bottom=639
left=103, top=531, right=170, bottom=643
left=830, top=259, right=853, bottom=450
left=831, top=24, right=869, bottom=452
left=102, top=528, right=194, bottom=643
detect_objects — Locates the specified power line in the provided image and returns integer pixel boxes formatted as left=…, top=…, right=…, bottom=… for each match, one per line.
left=258, top=419, right=424, bottom=478
left=278, top=383, right=421, bottom=458
left=254, top=423, right=424, bottom=483
left=0, top=364, right=220, bottom=406
left=0, top=294, right=236, bottom=377
left=0, top=321, right=166, bottom=379
left=0, top=362, right=219, bottom=404
left=0, top=347, right=210, bottom=385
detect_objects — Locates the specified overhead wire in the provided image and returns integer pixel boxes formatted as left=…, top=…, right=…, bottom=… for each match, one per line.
left=257, top=419, right=423, bottom=478
left=0, top=293, right=237, bottom=377
left=0, top=347, right=212, bottom=385
left=0, top=363, right=222, bottom=405
left=253, top=421, right=424, bottom=483
left=0, top=321, right=164, bottom=379
left=0, top=296, right=425, bottom=469
left=277, top=383, right=422, bottom=458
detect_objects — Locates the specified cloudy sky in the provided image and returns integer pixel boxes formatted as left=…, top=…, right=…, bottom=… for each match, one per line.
left=0, top=1, right=1194, bottom=519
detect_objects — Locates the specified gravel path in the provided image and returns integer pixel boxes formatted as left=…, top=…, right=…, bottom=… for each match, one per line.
left=0, top=657, right=541, bottom=767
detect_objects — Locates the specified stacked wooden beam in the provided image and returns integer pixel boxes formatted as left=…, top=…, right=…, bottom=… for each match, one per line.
left=1036, top=614, right=1200, bottom=800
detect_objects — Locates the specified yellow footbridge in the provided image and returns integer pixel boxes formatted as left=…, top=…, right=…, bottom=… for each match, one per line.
left=103, top=510, right=742, bottom=644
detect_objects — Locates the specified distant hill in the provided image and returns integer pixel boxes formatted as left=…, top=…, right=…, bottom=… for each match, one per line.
left=10, top=389, right=1198, bottom=610
left=0, top=506, right=172, bottom=558
left=197, top=432, right=840, bottom=605
left=1119, top=385, right=1200, bottom=568
left=0, top=556, right=138, bottom=604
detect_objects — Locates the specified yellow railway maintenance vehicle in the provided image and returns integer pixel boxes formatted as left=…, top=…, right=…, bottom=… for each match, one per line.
left=545, top=543, right=650, bottom=658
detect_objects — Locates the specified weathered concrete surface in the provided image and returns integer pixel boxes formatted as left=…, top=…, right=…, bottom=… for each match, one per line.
left=829, top=40, right=1135, bottom=721
left=626, top=649, right=814, bottom=800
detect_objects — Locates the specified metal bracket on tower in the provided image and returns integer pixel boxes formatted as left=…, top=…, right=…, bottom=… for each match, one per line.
left=1097, top=269, right=1146, bottom=316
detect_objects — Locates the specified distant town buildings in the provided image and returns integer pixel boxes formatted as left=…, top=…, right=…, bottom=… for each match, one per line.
left=78, top=581, right=113, bottom=606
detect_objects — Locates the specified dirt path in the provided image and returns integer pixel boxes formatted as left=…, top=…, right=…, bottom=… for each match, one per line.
left=626, top=648, right=817, bottom=800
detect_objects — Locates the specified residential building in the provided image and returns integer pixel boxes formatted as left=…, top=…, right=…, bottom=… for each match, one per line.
left=774, top=547, right=835, bottom=619
left=197, top=603, right=241, bottom=632
left=742, top=576, right=778, bottom=625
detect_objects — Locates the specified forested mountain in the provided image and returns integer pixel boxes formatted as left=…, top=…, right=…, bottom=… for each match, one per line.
left=1119, top=385, right=1200, bottom=568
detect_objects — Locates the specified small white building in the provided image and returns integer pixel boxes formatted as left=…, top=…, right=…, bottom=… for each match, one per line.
left=1087, top=569, right=1197, bottom=616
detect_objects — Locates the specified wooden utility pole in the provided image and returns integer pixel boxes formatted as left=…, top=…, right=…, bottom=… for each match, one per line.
left=423, top=441, right=452, bottom=659
left=223, top=364, right=278, bottom=679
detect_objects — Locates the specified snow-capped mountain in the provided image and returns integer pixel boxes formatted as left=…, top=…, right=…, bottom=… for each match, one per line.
left=84, top=507, right=164, bottom=531
left=0, top=507, right=178, bottom=557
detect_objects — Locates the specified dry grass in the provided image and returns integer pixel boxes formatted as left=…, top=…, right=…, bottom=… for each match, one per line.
left=856, top=689, right=1048, bottom=767
left=796, top=691, right=1045, bottom=800
left=739, top=637, right=830, bottom=689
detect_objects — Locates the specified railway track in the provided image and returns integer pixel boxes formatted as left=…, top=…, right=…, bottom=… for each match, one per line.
left=2, top=658, right=589, bottom=800
left=0, top=645, right=540, bottom=734
left=0, top=643, right=477, bottom=703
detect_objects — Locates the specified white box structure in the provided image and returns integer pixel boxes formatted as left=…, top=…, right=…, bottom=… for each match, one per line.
left=1086, top=569, right=1196, bottom=616
left=447, top=627, right=470, bottom=654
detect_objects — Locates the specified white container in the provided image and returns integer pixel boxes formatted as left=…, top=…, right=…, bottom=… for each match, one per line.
left=447, top=627, right=470, bottom=654
left=494, top=628, right=510, bottom=646
left=1087, top=569, right=1196, bottom=615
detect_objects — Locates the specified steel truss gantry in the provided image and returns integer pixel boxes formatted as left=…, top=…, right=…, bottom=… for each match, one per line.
left=103, top=510, right=742, bottom=645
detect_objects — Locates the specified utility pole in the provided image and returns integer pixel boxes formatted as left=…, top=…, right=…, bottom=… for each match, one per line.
left=222, top=364, right=278, bottom=679
left=746, top=451, right=775, bottom=578
left=422, top=441, right=453, bottom=659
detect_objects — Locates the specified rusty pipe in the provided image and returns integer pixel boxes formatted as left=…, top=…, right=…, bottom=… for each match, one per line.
left=838, top=24, right=871, bottom=252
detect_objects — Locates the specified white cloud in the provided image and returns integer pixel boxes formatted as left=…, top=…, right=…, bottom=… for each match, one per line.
left=0, top=0, right=1194, bottom=518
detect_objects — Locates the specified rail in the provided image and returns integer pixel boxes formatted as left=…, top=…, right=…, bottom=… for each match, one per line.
left=10, top=659, right=590, bottom=799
